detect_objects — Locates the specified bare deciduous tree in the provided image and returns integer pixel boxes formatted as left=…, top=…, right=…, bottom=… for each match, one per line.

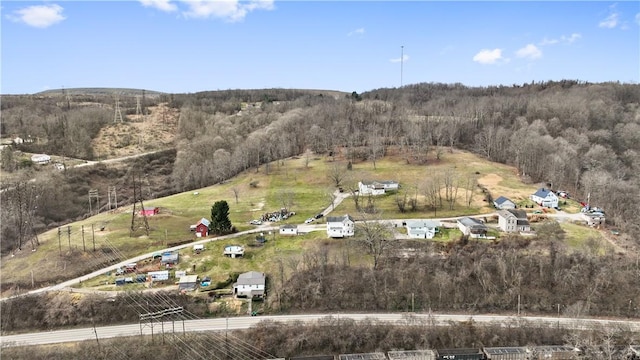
left=352, top=212, right=397, bottom=269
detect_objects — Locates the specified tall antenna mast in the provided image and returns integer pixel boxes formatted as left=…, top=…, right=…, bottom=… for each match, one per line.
left=400, top=45, right=404, bottom=87
left=114, top=94, right=124, bottom=123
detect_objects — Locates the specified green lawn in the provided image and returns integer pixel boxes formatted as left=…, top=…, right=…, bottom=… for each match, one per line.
left=0, top=149, right=595, bottom=292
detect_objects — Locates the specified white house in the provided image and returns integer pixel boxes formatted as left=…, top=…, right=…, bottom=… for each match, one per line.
left=405, top=220, right=441, bottom=239
left=30, top=154, right=51, bottom=165
left=530, top=188, right=559, bottom=208
left=457, top=217, right=488, bottom=238
left=223, top=245, right=245, bottom=258
left=326, top=214, right=355, bottom=238
left=13, top=137, right=24, bottom=145
left=497, top=210, right=531, bottom=233
left=233, top=271, right=265, bottom=298
left=279, top=224, right=298, bottom=235
left=358, top=180, right=399, bottom=196
left=493, top=196, right=516, bottom=210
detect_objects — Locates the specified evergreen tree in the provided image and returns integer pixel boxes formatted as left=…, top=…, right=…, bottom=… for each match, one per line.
left=210, top=200, right=232, bottom=235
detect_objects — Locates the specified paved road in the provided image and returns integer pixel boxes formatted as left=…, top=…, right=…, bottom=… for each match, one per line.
left=2, top=313, right=639, bottom=347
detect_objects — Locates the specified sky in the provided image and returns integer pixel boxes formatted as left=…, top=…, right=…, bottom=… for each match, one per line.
left=1, top=1, right=639, bottom=95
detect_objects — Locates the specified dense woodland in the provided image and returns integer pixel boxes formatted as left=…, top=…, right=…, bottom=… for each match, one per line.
left=2, top=81, right=639, bottom=253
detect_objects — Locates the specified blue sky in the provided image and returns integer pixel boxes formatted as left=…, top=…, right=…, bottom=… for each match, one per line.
left=2, top=1, right=639, bottom=94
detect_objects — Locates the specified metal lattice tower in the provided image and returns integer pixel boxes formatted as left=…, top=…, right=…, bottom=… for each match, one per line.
left=130, top=172, right=150, bottom=237
left=135, top=96, right=142, bottom=118
left=114, top=95, right=124, bottom=123
left=107, top=186, right=118, bottom=211
left=88, top=189, right=100, bottom=216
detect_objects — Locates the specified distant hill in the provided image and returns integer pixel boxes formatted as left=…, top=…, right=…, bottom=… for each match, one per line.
left=35, top=88, right=166, bottom=97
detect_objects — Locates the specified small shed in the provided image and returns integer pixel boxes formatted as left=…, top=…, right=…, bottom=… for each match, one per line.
left=148, top=270, right=169, bottom=281
left=161, top=252, right=179, bottom=265
left=193, top=244, right=205, bottom=253
left=178, top=275, right=199, bottom=292
left=194, top=218, right=210, bottom=237
left=279, top=224, right=298, bottom=235
left=140, top=207, right=159, bottom=216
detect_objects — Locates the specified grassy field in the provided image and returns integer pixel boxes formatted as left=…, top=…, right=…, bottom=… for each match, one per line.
left=0, top=148, right=603, bottom=294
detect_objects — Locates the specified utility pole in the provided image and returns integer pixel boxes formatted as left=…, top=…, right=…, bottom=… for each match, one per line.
left=58, top=227, right=62, bottom=255
left=67, top=225, right=71, bottom=250
left=517, top=294, right=521, bottom=316
left=92, top=223, right=96, bottom=251
left=82, top=225, right=86, bottom=252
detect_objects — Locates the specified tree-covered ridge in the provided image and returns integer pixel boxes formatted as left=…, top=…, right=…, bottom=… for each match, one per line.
left=1, top=82, right=639, bottom=252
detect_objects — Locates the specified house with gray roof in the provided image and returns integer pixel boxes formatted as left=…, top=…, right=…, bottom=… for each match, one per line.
left=233, top=271, right=266, bottom=298
left=326, top=214, right=355, bottom=238
left=493, top=196, right=516, bottom=210
left=457, top=217, right=488, bottom=238
left=358, top=180, right=399, bottom=195
left=497, top=209, right=530, bottom=233
left=530, top=188, right=558, bottom=208
left=405, top=220, right=441, bottom=239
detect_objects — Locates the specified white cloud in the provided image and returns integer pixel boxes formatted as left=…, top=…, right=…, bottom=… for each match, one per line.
left=636, top=12, right=640, bottom=25
left=472, top=48, right=506, bottom=65
left=599, top=4, right=620, bottom=28
left=516, top=44, right=542, bottom=60
left=390, top=54, right=409, bottom=63
left=599, top=12, right=619, bottom=28
left=539, top=33, right=581, bottom=46
left=8, top=4, right=65, bottom=28
left=180, top=0, right=274, bottom=22
left=139, top=0, right=177, bottom=12
left=348, top=28, right=365, bottom=36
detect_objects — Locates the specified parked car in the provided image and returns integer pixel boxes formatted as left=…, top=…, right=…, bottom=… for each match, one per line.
left=304, top=218, right=315, bottom=224
left=250, top=220, right=262, bottom=225
left=315, top=213, right=324, bottom=219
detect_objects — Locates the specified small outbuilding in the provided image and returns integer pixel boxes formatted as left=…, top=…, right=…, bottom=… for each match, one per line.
left=30, top=154, right=51, bottom=165
left=493, top=196, right=516, bottom=210
left=161, top=252, right=179, bottom=266
left=178, top=275, right=199, bottom=292
left=193, top=244, right=205, bottom=253
left=139, top=207, right=159, bottom=216
left=223, top=245, right=245, bottom=258
left=194, top=218, right=210, bottom=237
left=457, top=217, right=488, bottom=238
left=279, top=224, right=298, bottom=235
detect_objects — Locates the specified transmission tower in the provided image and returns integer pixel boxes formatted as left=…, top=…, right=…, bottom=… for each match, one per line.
left=135, top=96, right=142, bottom=119
left=107, top=186, right=118, bottom=211
left=89, top=189, right=100, bottom=216
left=130, top=172, right=150, bottom=237
left=61, top=86, right=71, bottom=110
left=114, top=95, right=124, bottom=123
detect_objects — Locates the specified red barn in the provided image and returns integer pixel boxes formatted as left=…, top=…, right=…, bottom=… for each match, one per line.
left=194, top=218, right=210, bottom=237
left=140, top=207, right=159, bottom=216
